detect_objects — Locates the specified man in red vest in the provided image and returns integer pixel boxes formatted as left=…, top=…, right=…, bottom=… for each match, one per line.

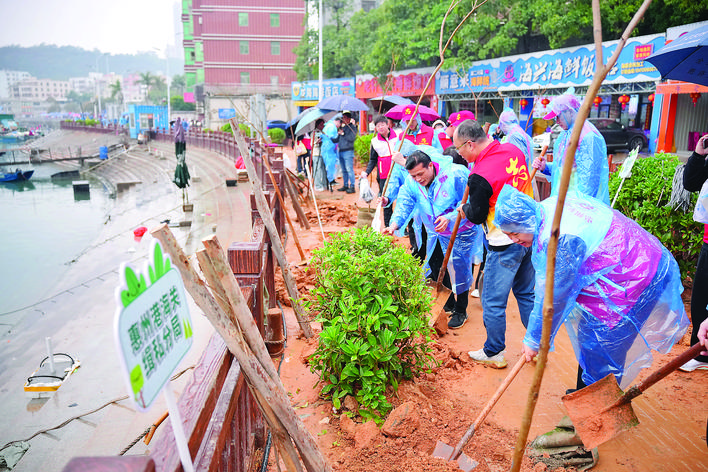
left=362, top=115, right=399, bottom=226
left=401, top=104, right=436, bottom=148
left=453, top=119, right=535, bottom=369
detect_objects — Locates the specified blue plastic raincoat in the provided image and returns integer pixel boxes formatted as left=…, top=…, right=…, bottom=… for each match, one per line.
left=494, top=185, right=688, bottom=388
left=321, top=121, right=340, bottom=182
left=539, top=95, right=610, bottom=204
left=498, top=108, right=532, bottom=167
left=390, top=158, right=480, bottom=294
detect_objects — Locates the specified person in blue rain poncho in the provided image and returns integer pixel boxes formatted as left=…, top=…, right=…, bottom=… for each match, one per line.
left=498, top=107, right=532, bottom=167
left=320, top=117, right=341, bottom=190
left=493, top=185, right=688, bottom=390
left=532, top=91, right=610, bottom=204
left=383, top=149, right=480, bottom=329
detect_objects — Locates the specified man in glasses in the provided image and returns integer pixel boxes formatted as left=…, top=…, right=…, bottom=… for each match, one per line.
left=453, top=119, right=535, bottom=368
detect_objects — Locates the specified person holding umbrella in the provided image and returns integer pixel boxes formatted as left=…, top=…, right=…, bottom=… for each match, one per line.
left=336, top=111, right=358, bottom=194
left=399, top=105, right=440, bottom=151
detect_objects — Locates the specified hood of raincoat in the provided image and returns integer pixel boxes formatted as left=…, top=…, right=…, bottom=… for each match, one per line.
left=493, top=185, right=543, bottom=234
left=498, top=107, right=520, bottom=135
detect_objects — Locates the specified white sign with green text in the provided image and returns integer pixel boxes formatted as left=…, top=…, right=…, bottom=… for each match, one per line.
left=114, top=240, right=193, bottom=412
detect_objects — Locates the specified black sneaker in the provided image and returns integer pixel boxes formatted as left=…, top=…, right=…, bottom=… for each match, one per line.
left=345, top=186, right=356, bottom=194
left=443, top=297, right=455, bottom=314
left=337, top=186, right=347, bottom=192
left=448, top=311, right=468, bottom=329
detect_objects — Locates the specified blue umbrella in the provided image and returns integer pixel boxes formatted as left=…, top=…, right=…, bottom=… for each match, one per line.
left=316, top=95, right=369, bottom=112
left=646, top=24, right=708, bottom=86
left=294, top=108, right=339, bottom=135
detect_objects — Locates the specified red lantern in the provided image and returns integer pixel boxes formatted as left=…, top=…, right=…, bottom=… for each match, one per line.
left=593, top=96, right=602, bottom=108
left=541, top=97, right=550, bottom=107
left=690, top=92, right=701, bottom=106
left=618, top=94, right=630, bottom=110
left=647, top=93, right=655, bottom=104
left=519, top=98, right=528, bottom=108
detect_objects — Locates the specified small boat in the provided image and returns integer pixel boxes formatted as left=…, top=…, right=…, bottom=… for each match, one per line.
left=0, top=169, right=34, bottom=182
left=24, top=353, right=81, bottom=398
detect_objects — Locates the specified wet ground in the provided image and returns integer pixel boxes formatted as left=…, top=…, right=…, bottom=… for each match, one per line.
left=0, top=135, right=252, bottom=471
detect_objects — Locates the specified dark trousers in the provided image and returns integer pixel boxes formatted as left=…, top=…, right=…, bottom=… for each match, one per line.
left=691, top=243, right=708, bottom=363
left=175, top=141, right=186, bottom=156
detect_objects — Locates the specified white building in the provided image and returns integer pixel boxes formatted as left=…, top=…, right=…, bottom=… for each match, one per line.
left=14, top=78, right=71, bottom=101
left=0, top=70, right=31, bottom=99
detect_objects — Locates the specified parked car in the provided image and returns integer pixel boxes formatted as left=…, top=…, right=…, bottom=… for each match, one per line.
left=266, top=120, right=289, bottom=131
left=588, top=118, right=647, bottom=152
left=532, top=124, right=562, bottom=152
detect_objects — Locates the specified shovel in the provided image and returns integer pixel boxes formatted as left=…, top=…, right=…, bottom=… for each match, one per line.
left=433, top=356, right=527, bottom=471
left=562, top=342, right=704, bottom=450
left=429, top=186, right=470, bottom=336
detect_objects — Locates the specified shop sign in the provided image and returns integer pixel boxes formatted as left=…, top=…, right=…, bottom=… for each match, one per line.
left=291, top=78, right=356, bottom=102
left=218, top=108, right=236, bottom=119
left=356, top=69, right=435, bottom=99
left=437, top=34, right=665, bottom=95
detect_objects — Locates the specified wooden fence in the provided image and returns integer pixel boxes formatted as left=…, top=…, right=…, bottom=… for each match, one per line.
left=62, top=124, right=288, bottom=472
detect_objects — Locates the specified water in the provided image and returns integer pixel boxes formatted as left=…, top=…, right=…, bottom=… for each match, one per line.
left=0, top=174, right=112, bottom=317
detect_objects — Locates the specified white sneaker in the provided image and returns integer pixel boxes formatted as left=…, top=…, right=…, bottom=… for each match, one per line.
left=469, top=348, right=507, bottom=369
left=679, top=359, right=708, bottom=372
left=471, top=289, right=480, bottom=298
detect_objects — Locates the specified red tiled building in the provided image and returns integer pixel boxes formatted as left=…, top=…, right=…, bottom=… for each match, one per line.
left=182, top=0, right=305, bottom=98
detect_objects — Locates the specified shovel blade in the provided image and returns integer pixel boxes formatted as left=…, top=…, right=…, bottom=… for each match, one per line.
left=427, top=280, right=452, bottom=336
left=562, top=374, right=639, bottom=450
left=432, top=440, right=479, bottom=471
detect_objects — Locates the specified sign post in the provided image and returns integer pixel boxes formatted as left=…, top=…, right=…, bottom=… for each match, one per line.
left=114, top=240, right=194, bottom=472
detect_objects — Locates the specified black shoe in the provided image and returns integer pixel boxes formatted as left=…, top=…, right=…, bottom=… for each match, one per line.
left=443, top=296, right=455, bottom=314
left=337, top=186, right=347, bottom=192
left=448, top=311, right=468, bottom=329
left=345, top=186, right=355, bottom=194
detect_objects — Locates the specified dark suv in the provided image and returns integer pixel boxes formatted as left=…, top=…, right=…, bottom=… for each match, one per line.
left=588, top=118, right=647, bottom=152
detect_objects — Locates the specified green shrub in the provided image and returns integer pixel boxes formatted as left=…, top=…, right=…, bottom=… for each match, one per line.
left=268, top=127, right=285, bottom=144
left=355, top=133, right=374, bottom=165
left=608, top=152, right=701, bottom=281
left=305, top=228, right=435, bottom=422
left=220, top=122, right=232, bottom=133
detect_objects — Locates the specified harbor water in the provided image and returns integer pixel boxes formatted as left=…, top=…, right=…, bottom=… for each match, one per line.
left=0, top=170, right=111, bottom=326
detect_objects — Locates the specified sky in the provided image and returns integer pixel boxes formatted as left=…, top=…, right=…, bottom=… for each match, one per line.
left=0, top=0, right=180, bottom=56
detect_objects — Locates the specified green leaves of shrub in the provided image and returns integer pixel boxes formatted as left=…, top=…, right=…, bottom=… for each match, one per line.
left=608, top=153, right=701, bottom=280
left=304, top=228, right=435, bottom=422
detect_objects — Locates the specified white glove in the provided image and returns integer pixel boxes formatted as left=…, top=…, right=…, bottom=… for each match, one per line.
left=360, top=171, right=368, bottom=179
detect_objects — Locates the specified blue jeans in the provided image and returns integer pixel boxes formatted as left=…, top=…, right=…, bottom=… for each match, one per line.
left=339, top=149, right=355, bottom=188
left=481, top=243, right=535, bottom=356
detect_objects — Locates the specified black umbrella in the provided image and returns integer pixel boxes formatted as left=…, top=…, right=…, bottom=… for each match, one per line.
left=646, top=24, right=708, bottom=86
left=173, top=153, right=190, bottom=204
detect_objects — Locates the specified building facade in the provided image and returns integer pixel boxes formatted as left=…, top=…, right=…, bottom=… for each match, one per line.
left=14, top=78, right=71, bottom=101
left=181, top=0, right=305, bottom=98
left=0, top=70, right=31, bottom=99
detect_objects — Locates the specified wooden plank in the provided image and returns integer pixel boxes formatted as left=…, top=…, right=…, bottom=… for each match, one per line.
left=228, top=120, right=313, bottom=339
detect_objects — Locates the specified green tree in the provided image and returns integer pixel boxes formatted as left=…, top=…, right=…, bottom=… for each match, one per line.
left=46, top=97, right=62, bottom=113
left=108, top=79, right=124, bottom=108
left=171, top=74, right=186, bottom=96
left=137, top=72, right=155, bottom=103
left=171, top=95, right=196, bottom=111
left=66, top=90, right=92, bottom=114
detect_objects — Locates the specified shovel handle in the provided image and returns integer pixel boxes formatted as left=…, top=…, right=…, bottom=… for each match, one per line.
left=529, top=145, right=549, bottom=182
left=450, top=357, right=527, bottom=460
left=436, top=186, right=470, bottom=291
left=624, top=342, right=705, bottom=403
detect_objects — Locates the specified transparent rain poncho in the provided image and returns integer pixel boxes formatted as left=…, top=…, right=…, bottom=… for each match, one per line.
left=494, top=185, right=688, bottom=387
left=539, top=94, right=610, bottom=204
left=498, top=107, right=532, bottom=167
left=390, top=157, right=480, bottom=294
left=321, top=120, right=340, bottom=182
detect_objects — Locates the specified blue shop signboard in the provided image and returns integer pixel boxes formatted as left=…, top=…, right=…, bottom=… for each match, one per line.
left=436, top=34, right=665, bottom=95
left=291, top=78, right=356, bottom=102
left=218, top=108, right=236, bottom=119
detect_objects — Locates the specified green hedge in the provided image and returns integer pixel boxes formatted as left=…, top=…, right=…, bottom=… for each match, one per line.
left=355, top=133, right=374, bottom=165
left=608, top=152, right=702, bottom=281
left=268, top=127, right=285, bottom=144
